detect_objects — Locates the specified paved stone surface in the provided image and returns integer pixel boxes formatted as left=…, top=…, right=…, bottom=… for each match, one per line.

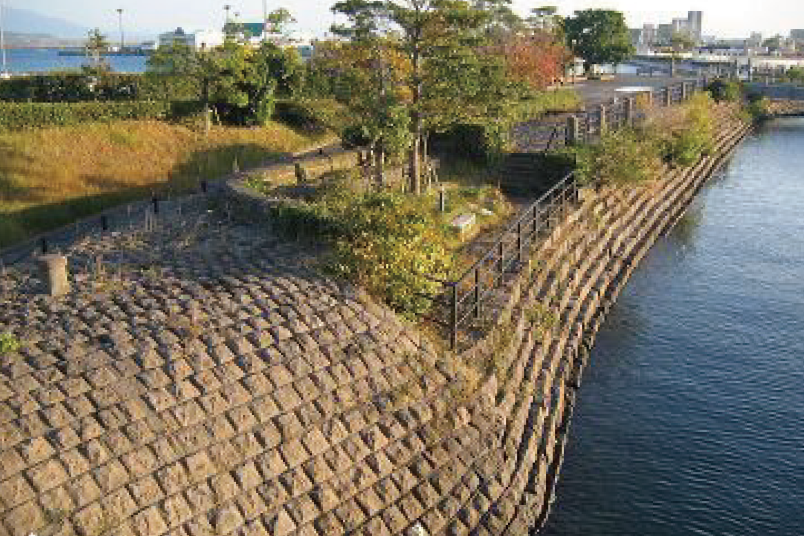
left=0, top=200, right=487, bottom=536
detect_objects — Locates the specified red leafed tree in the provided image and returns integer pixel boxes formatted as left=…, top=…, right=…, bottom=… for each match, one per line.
left=499, top=30, right=570, bottom=90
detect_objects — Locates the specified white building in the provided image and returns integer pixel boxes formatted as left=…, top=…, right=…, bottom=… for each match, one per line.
left=158, top=28, right=225, bottom=50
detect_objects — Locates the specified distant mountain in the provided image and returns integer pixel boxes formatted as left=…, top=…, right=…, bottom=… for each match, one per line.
left=1, top=6, right=88, bottom=39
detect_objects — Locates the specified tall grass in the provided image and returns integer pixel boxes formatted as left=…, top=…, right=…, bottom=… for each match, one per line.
left=0, top=120, right=334, bottom=247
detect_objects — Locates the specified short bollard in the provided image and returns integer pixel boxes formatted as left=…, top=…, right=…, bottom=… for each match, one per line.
left=37, top=254, right=70, bottom=297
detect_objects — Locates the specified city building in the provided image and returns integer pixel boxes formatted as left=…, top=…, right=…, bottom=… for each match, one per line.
left=791, top=29, right=804, bottom=42
left=687, top=11, right=703, bottom=42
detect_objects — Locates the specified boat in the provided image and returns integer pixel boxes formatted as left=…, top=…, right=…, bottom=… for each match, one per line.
left=0, top=3, right=9, bottom=78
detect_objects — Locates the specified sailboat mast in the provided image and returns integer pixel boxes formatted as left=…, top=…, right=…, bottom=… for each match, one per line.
left=0, top=4, right=9, bottom=75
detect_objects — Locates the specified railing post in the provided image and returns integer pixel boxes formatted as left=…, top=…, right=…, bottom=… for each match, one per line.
left=664, top=87, right=673, bottom=107
left=624, top=97, right=635, bottom=126
left=516, top=221, right=523, bottom=264
left=450, top=283, right=458, bottom=350
left=598, top=105, right=608, bottom=135
left=681, top=81, right=689, bottom=101
left=152, top=195, right=159, bottom=215
left=566, top=115, right=580, bottom=146
left=101, top=215, right=109, bottom=232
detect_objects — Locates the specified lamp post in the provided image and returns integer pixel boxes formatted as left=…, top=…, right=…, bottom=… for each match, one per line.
left=116, top=8, right=124, bottom=51
left=224, top=4, right=231, bottom=35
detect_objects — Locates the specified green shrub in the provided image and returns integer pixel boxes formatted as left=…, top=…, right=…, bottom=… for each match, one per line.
left=744, top=95, right=771, bottom=121
left=657, top=92, right=715, bottom=166
left=433, top=121, right=510, bottom=164
left=0, top=333, right=21, bottom=354
left=271, top=177, right=454, bottom=318
left=0, top=101, right=173, bottom=131
left=0, top=73, right=200, bottom=103
left=274, top=100, right=329, bottom=132
left=573, top=128, right=660, bottom=187
left=707, top=78, right=742, bottom=102
left=0, top=100, right=209, bottom=131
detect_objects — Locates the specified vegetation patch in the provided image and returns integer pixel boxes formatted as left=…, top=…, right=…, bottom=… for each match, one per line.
left=0, top=120, right=333, bottom=247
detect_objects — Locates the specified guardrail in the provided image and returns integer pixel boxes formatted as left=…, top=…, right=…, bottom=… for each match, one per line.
left=429, top=172, right=578, bottom=349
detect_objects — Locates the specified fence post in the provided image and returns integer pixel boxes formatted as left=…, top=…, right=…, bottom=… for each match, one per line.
left=450, top=283, right=459, bottom=349
left=598, top=105, right=608, bottom=135
left=681, top=82, right=689, bottom=101
left=152, top=195, right=159, bottom=215
left=664, top=87, right=673, bottom=107
left=566, top=115, right=581, bottom=146
left=101, top=215, right=109, bottom=232
left=624, top=97, right=635, bottom=126
left=516, top=221, right=523, bottom=264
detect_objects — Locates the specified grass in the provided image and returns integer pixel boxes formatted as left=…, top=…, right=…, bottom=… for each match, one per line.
left=0, top=120, right=335, bottom=247
left=509, top=89, right=583, bottom=122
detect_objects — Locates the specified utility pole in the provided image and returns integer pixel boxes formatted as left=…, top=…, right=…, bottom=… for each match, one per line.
left=224, top=4, right=231, bottom=36
left=116, top=8, right=124, bottom=51
left=262, top=0, right=268, bottom=42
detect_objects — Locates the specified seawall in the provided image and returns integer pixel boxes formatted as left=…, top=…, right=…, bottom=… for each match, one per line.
left=0, top=103, right=752, bottom=536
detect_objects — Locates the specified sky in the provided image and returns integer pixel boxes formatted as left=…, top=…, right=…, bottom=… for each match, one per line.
left=3, top=0, right=803, bottom=40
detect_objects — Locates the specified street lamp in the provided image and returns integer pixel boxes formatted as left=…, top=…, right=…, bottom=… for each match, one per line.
left=116, top=8, right=124, bottom=51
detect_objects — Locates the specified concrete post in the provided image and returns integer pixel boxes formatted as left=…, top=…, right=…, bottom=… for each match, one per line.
left=598, top=105, right=608, bottom=135
left=624, top=97, right=636, bottom=125
left=664, top=87, right=673, bottom=107
left=567, top=115, right=581, bottom=145
left=681, top=82, right=689, bottom=101
left=37, top=254, right=70, bottom=297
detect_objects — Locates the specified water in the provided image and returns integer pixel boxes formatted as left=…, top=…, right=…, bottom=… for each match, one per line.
left=2, top=48, right=147, bottom=74
left=541, top=118, right=804, bottom=536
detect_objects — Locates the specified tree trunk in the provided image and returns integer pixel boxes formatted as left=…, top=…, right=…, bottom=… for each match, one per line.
left=374, top=140, right=385, bottom=190
left=409, top=44, right=423, bottom=195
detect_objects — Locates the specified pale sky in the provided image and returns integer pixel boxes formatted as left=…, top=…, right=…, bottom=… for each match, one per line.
left=5, top=0, right=803, bottom=40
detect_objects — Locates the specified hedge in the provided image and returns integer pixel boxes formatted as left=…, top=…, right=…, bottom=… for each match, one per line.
left=0, top=101, right=176, bottom=131
left=0, top=73, right=200, bottom=103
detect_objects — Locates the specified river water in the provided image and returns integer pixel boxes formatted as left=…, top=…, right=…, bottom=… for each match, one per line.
left=540, top=117, right=804, bottom=535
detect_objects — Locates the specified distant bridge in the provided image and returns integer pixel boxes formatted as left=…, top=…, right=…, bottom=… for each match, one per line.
left=746, top=82, right=804, bottom=102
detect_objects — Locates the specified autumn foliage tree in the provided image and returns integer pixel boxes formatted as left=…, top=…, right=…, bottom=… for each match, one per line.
left=497, top=30, right=570, bottom=90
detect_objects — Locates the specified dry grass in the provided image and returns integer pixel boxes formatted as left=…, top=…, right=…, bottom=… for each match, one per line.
left=0, top=120, right=334, bottom=247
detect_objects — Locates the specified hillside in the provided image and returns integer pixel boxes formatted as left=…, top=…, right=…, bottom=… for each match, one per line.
left=1, top=6, right=88, bottom=38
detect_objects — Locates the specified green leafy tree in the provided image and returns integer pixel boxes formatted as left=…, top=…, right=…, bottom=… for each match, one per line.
left=147, top=39, right=301, bottom=126
left=267, top=7, right=297, bottom=36
left=332, top=0, right=519, bottom=193
left=86, top=29, right=111, bottom=72
left=563, top=9, right=634, bottom=74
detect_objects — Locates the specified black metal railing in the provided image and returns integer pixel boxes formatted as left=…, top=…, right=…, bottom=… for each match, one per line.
left=436, top=78, right=713, bottom=348
left=431, top=172, right=578, bottom=348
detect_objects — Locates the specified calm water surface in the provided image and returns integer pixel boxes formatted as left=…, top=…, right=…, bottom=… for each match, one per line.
left=3, top=48, right=147, bottom=74
left=541, top=118, right=804, bottom=536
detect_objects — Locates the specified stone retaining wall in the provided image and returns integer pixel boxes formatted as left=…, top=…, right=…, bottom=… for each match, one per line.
left=0, top=104, right=752, bottom=536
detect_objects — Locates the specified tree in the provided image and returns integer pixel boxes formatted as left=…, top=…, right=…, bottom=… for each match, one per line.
left=563, top=9, right=634, bottom=74
left=266, top=7, right=297, bottom=36
left=86, top=29, right=111, bottom=72
left=147, top=39, right=301, bottom=126
left=528, top=5, right=561, bottom=33
left=332, top=0, right=514, bottom=193
left=497, top=30, right=570, bottom=90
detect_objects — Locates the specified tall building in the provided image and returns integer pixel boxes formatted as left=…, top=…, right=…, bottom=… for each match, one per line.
left=791, top=29, right=804, bottom=42
left=687, top=11, right=703, bottom=42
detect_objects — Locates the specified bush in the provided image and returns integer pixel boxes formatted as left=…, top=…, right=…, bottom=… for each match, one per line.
left=433, top=121, right=510, bottom=164
left=0, top=101, right=172, bottom=131
left=271, top=177, right=454, bottom=318
left=0, top=73, right=200, bottom=103
left=657, top=93, right=714, bottom=166
left=274, top=100, right=329, bottom=132
left=573, top=128, right=660, bottom=187
left=707, top=78, right=742, bottom=102
left=745, top=96, right=771, bottom=121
